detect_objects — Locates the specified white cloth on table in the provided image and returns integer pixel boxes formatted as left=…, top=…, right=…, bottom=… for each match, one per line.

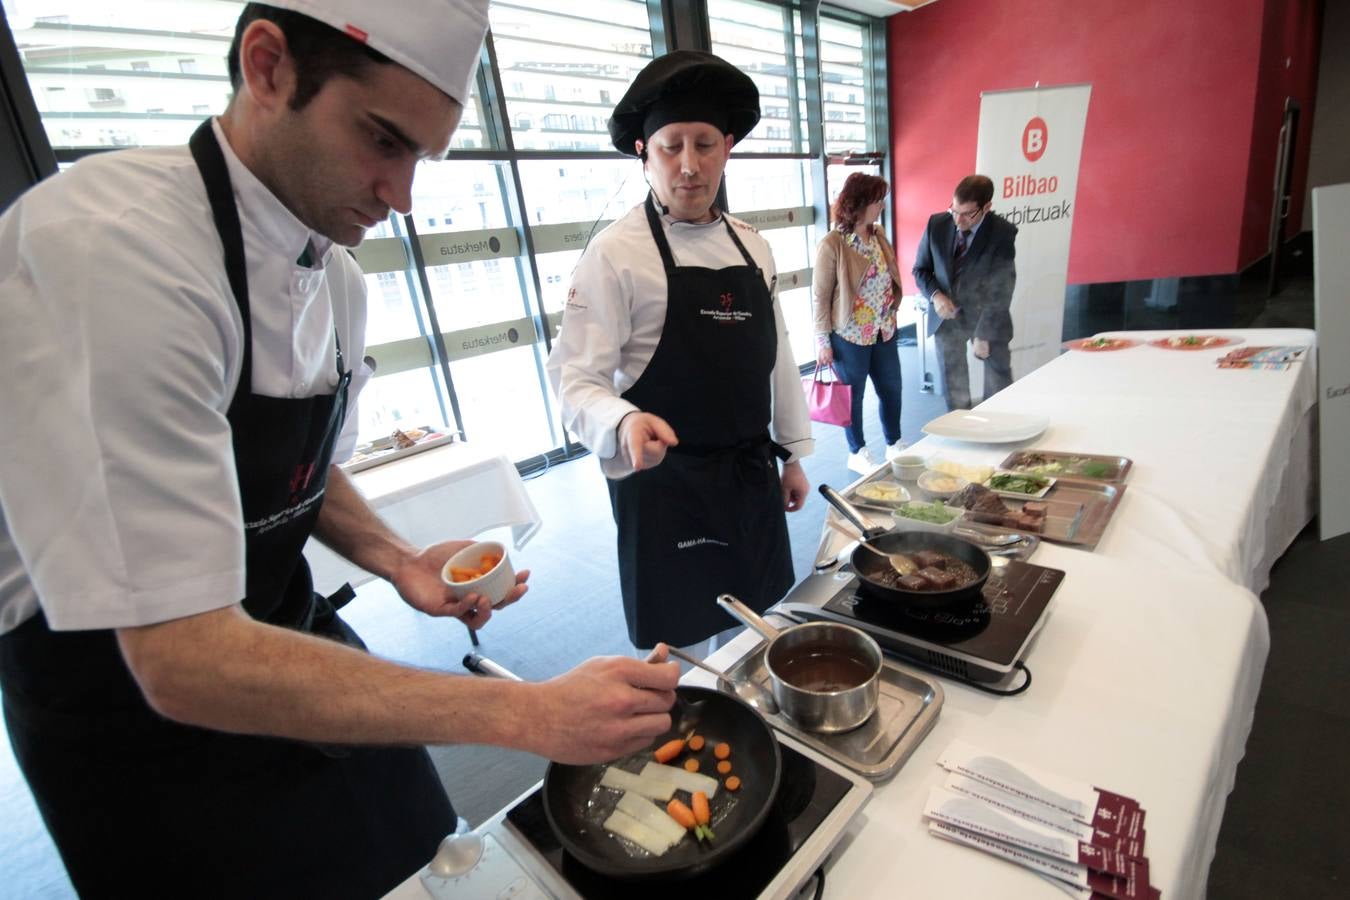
left=304, top=443, right=542, bottom=596
left=696, top=543, right=1269, bottom=900
left=544, top=200, right=813, bottom=480
left=0, top=119, right=371, bottom=634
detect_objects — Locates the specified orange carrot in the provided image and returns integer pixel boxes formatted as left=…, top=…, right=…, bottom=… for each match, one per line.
left=691, top=791, right=710, bottom=826
left=688, top=735, right=706, bottom=752
left=716, top=760, right=732, bottom=775
left=666, top=798, right=697, bottom=830
left=449, top=567, right=479, bottom=583
left=683, top=757, right=700, bottom=773
left=653, top=738, right=685, bottom=763
left=713, top=742, right=731, bottom=760
left=724, top=775, right=741, bottom=792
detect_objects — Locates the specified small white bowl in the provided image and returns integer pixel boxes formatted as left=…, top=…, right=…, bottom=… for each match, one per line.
left=917, top=469, right=970, bottom=500
left=891, top=501, right=963, bottom=535
left=890, top=454, right=927, bottom=481
left=440, top=540, right=515, bottom=607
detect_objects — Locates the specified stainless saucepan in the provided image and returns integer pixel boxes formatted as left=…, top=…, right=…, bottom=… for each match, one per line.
left=716, top=595, right=882, bottom=734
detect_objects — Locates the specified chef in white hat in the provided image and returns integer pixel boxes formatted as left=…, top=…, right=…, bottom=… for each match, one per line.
left=0, top=3, right=678, bottom=896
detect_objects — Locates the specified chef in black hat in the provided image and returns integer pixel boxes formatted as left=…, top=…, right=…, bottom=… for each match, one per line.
left=547, top=51, right=813, bottom=653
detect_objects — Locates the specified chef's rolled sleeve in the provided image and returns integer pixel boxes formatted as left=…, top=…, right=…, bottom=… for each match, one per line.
left=0, top=217, right=247, bottom=631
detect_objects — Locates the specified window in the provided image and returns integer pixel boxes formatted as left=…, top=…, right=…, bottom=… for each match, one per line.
left=820, top=18, right=868, bottom=157
left=10, top=0, right=889, bottom=463
left=489, top=0, right=653, bottom=152
left=710, top=0, right=804, bottom=153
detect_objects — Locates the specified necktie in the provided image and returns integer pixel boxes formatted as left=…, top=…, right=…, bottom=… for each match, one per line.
left=953, top=228, right=971, bottom=282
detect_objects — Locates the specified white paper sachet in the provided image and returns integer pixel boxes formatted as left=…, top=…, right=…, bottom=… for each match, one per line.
left=945, top=772, right=1147, bottom=858
left=924, top=788, right=1134, bottom=878
left=937, top=739, right=1145, bottom=835
left=927, top=819, right=1156, bottom=900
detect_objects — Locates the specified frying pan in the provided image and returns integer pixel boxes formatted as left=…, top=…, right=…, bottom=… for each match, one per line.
left=462, top=655, right=782, bottom=880
left=820, top=484, right=991, bottom=609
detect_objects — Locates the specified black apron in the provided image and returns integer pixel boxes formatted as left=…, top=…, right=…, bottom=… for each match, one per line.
left=608, top=196, right=796, bottom=649
left=0, top=121, right=454, bottom=899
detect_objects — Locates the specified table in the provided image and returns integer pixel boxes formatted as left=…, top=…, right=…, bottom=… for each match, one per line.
left=697, top=327, right=1313, bottom=899
left=305, top=441, right=542, bottom=596
left=815, top=327, right=1317, bottom=594
left=385, top=329, right=1313, bottom=899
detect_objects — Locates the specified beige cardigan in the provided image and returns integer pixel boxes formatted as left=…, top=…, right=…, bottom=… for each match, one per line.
left=811, top=226, right=904, bottom=339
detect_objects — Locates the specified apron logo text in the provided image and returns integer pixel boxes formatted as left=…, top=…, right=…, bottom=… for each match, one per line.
left=676, top=536, right=731, bottom=550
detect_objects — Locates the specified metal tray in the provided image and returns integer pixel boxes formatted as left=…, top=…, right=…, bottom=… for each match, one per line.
left=997, top=449, right=1133, bottom=483
left=964, top=477, right=1127, bottom=552
left=717, top=637, right=944, bottom=782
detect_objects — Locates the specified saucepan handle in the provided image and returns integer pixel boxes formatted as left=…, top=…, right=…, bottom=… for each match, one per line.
left=717, top=594, right=781, bottom=640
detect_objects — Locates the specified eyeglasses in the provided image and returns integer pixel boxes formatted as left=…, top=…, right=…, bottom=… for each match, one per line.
left=948, top=205, right=984, bottom=222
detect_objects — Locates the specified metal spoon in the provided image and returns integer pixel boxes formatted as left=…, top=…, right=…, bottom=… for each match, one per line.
left=953, top=527, right=1026, bottom=547
left=665, top=646, right=779, bottom=716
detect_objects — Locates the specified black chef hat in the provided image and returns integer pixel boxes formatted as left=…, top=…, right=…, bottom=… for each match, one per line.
left=608, top=50, right=760, bottom=157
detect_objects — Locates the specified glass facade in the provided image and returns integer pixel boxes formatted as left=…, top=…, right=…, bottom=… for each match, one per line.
left=5, top=0, right=888, bottom=464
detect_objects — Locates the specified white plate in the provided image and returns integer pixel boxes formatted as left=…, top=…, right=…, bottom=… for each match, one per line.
left=851, top=480, right=911, bottom=508
left=921, top=410, right=1050, bottom=443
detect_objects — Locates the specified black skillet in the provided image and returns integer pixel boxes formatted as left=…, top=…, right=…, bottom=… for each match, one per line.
left=820, top=483, right=991, bottom=609
left=541, top=685, right=782, bottom=880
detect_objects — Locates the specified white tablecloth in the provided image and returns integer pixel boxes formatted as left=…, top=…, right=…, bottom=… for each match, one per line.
left=817, top=328, right=1317, bottom=594
left=711, top=328, right=1314, bottom=900
left=305, top=442, right=542, bottom=595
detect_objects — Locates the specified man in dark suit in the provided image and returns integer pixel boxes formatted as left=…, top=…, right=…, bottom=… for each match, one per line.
left=912, top=175, right=1018, bottom=410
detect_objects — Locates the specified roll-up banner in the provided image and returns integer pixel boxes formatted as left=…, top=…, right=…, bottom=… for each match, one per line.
left=972, top=84, right=1091, bottom=394
left=1313, top=183, right=1350, bottom=540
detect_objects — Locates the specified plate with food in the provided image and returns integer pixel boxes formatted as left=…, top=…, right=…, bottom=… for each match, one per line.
left=1063, top=336, right=1138, bottom=352
left=984, top=470, right=1055, bottom=500
left=851, top=479, right=911, bottom=509
left=1148, top=334, right=1243, bottom=351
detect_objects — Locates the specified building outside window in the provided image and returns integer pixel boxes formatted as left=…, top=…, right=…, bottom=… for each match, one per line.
left=5, top=0, right=888, bottom=464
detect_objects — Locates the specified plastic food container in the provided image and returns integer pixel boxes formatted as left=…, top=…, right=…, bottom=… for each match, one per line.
left=440, top=540, right=515, bottom=607
left=890, top=501, right=963, bottom=535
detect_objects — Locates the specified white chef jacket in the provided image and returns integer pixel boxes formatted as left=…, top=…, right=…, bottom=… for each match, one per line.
left=0, top=119, right=371, bottom=635
left=545, top=199, right=814, bottom=480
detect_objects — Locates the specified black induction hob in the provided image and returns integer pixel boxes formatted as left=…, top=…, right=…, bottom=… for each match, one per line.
left=779, top=558, right=1065, bottom=683
left=503, top=742, right=851, bottom=899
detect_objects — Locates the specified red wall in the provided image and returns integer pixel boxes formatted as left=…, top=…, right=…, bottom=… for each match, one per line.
left=887, top=0, right=1321, bottom=290
left=1240, top=0, right=1322, bottom=266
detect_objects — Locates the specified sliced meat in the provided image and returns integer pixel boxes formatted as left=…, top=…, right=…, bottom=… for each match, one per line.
left=917, top=567, right=956, bottom=590
left=1022, top=501, right=1048, bottom=515
left=951, top=482, right=1009, bottom=515
left=897, top=573, right=931, bottom=591
left=912, top=550, right=948, bottom=570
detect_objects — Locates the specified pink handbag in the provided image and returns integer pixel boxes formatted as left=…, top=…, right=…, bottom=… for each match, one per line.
left=803, top=365, right=852, bottom=427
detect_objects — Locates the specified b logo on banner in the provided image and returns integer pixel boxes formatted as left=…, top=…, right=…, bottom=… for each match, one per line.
left=1022, top=116, right=1048, bottom=162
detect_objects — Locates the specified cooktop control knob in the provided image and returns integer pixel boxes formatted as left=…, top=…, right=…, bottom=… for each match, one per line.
left=428, top=833, right=484, bottom=877
left=418, top=833, right=551, bottom=900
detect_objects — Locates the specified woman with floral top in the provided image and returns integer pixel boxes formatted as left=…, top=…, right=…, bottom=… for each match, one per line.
left=812, top=173, right=906, bottom=474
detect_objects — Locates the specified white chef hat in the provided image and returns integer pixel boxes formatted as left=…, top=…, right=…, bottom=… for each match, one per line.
left=263, top=0, right=489, bottom=105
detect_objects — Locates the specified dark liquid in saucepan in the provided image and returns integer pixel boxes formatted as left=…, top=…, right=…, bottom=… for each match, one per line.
left=774, top=645, right=874, bottom=692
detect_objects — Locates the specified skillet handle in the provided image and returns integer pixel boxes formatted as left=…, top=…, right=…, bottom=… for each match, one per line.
left=463, top=653, right=524, bottom=681
left=717, top=594, right=780, bottom=641
left=818, top=483, right=884, bottom=540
